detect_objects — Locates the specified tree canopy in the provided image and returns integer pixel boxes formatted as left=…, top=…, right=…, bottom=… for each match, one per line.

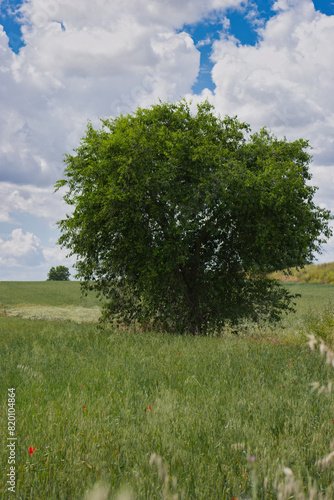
left=47, top=265, right=70, bottom=281
left=55, top=100, right=332, bottom=334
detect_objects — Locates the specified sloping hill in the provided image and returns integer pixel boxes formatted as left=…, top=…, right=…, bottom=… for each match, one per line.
left=271, top=262, right=334, bottom=284
left=0, top=281, right=102, bottom=322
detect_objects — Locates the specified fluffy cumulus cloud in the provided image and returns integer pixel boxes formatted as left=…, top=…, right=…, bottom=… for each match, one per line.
left=0, top=228, right=44, bottom=267
left=195, top=0, right=334, bottom=163
left=19, top=0, right=244, bottom=31
left=0, top=0, right=246, bottom=188
left=0, top=228, right=74, bottom=280
left=0, top=182, right=69, bottom=224
left=0, top=181, right=76, bottom=278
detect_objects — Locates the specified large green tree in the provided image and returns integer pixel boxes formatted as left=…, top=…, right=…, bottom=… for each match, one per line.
left=55, top=100, right=332, bottom=334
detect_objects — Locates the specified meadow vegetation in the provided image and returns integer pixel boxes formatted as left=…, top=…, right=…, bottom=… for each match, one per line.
left=271, top=262, right=334, bottom=285
left=0, top=281, right=333, bottom=499
left=0, top=281, right=101, bottom=323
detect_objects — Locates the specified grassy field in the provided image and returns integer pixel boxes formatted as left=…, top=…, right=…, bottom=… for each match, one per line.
left=0, top=281, right=102, bottom=323
left=0, top=282, right=333, bottom=499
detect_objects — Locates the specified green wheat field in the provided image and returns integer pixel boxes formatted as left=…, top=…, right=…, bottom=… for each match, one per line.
left=0, top=280, right=334, bottom=499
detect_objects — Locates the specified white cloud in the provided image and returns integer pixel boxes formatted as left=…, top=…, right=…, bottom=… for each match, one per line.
left=0, top=183, right=70, bottom=225
left=0, top=228, right=44, bottom=267
left=0, top=228, right=76, bottom=279
left=196, top=36, right=214, bottom=48
left=0, top=0, right=248, bottom=190
left=3, top=0, right=237, bottom=188
left=42, top=241, right=76, bottom=269
left=19, top=0, right=246, bottom=31
left=208, top=0, right=334, bottom=137
left=311, top=166, right=334, bottom=213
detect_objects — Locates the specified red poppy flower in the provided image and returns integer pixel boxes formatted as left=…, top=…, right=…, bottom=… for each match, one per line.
left=178, top=353, right=181, bottom=355
left=29, top=447, right=36, bottom=455
left=147, top=407, right=152, bottom=411
left=83, top=406, right=86, bottom=409
left=283, top=386, right=285, bottom=388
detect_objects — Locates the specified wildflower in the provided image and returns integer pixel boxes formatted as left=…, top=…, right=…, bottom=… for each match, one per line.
left=147, top=407, right=152, bottom=411
left=83, top=406, right=86, bottom=409
left=29, top=447, right=36, bottom=455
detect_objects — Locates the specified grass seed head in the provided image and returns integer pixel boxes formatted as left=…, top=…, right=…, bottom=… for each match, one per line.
left=307, top=334, right=318, bottom=350
left=84, top=482, right=110, bottom=500
left=317, top=451, right=334, bottom=469
left=113, top=487, right=135, bottom=500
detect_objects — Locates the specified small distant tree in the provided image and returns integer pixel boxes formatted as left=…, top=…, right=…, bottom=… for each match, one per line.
left=47, top=266, right=70, bottom=281
left=55, top=100, right=332, bottom=334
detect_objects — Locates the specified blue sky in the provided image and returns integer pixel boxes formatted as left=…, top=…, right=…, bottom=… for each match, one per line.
left=0, top=0, right=334, bottom=279
left=0, top=0, right=24, bottom=52
left=183, top=0, right=334, bottom=92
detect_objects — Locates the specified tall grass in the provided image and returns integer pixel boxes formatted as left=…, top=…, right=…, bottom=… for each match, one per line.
left=86, top=332, right=334, bottom=500
left=303, top=300, right=334, bottom=348
left=1, top=309, right=334, bottom=499
left=271, top=335, right=334, bottom=499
